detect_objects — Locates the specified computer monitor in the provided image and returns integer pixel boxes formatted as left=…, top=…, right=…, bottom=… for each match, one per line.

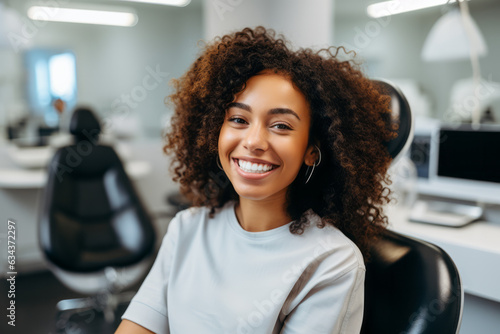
left=408, top=123, right=500, bottom=226
left=429, top=124, right=500, bottom=204
left=437, top=126, right=500, bottom=183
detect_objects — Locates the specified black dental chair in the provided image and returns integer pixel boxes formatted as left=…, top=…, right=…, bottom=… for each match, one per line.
left=359, top=81, right=463, bottom=334
left=38, top=107, right=156, bottom=331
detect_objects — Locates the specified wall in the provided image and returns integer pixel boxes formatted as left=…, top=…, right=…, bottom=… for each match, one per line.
left=203, top=0, right=333, bottom=49
left=334, top=2, right=500, bottom=118
left=1, top=1, right=204, bottom=137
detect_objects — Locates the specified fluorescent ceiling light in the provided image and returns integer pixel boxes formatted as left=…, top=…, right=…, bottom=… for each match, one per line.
left=118, top=0, right=191, bottom=7
left=27, top=6, right=138, bottom=27
left=367, top=0, right=459, bottom=18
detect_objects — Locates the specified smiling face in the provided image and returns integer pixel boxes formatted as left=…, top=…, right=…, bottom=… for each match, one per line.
left=218, top=72, right=317, bottom=203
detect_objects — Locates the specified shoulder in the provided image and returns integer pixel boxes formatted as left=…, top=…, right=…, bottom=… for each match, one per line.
left=280, top=213, right=365, bottom=316
left=302, top=212, right=365, bottom=273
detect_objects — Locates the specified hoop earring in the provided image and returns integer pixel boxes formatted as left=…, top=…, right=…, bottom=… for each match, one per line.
left=216, top=156, right=224, bottom=171
left=305, top=145, right=322, bottom=184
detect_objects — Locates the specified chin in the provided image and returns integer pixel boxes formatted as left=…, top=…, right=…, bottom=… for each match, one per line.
left=234, top=191, right=268, bottom=201
left=233, top=186, right=286, bottom=203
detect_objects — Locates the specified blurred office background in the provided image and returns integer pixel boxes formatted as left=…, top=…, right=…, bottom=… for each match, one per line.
left=0, top=0, right=499, bottom=333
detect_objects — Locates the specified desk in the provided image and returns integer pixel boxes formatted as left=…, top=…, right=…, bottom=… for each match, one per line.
left=387, top=204, right=500, bottom=303
left=0, top=161, right=151, bottom=189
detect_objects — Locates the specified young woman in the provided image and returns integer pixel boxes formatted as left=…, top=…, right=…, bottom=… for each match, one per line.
left=116, top=26, right=394, bottom=334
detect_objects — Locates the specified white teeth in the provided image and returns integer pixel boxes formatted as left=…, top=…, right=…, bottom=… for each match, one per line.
left=237, top=159, right=274, bottom=173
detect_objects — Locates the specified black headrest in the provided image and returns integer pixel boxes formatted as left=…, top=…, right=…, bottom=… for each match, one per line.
left=373, top=80, right=413, bottom=160
left=69, top=107, right=101, bottom=141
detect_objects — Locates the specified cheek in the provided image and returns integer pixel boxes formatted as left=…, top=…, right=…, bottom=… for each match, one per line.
left=218, top=125, right=236, bottom=156
left=288, top=149, right=307, bottom=171
left=284, top=135, right=310, bottom=166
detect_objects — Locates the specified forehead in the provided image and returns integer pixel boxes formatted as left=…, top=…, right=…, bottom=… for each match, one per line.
left=234, top=73, right=310, bottom=116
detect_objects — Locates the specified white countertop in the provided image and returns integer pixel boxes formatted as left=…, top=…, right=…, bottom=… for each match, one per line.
left=0, top=160, right=151, bottom=189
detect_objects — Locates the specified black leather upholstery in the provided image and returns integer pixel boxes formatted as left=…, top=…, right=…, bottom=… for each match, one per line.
left=374, top=80, right=413, bottom=160
left=361, top=229, right=462, bottom=334
left=39, top=108, right=155, bottom=273
left=69, top=107, right=101, bottom=141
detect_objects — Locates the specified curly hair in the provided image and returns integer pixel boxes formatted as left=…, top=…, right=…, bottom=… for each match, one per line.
left=163, top=26, right=395, bottom=258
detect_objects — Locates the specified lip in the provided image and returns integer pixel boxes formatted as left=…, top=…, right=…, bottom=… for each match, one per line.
left=232, top=158, right=279, bottom=180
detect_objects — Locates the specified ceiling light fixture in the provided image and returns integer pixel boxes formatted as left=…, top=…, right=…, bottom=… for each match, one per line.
left=367, top=0, right=460, bottom=18
left=118, top=0, right=191, bottom=7
left=27, top=6, right=138, bottom=27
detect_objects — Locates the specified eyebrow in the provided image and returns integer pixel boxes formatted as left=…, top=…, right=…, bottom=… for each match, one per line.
left=227, top=102, right=301, bottom=120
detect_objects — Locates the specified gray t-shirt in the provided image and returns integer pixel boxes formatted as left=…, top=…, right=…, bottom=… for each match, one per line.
left=121, top=201, right=365, bottom=333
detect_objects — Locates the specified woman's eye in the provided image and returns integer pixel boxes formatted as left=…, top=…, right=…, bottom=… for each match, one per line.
left=272, top=123, right=292, bottom=130
left=228, top=117, right=247, bottom=124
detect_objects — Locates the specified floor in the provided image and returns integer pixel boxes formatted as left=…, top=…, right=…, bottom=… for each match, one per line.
left=0, top=269, right=147, bottom=334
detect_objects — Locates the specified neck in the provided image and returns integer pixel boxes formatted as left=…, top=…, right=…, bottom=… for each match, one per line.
left=235, top=196, right=291, bottom=232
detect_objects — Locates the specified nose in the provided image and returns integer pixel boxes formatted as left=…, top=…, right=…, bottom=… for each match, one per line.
left=243, top=123, right=268, bottom=152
